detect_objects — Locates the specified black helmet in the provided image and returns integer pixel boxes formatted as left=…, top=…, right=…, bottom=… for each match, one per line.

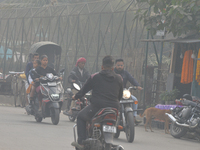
left=182, top=94, right=192, bottom=101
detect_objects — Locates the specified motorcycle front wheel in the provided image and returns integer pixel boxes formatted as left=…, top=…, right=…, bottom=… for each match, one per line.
left=68, top=115, right=76, bottom=122
left=125, top=112, right=135, bottom=143
left=51, top=108, right=60, bottom=125
left=35, top=116, right=42, bottom=122
left=170, top=122, right=188, bottom=138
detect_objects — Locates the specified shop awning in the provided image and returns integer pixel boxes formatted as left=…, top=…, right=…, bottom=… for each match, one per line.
left=140, top=38, right=200, bottom=43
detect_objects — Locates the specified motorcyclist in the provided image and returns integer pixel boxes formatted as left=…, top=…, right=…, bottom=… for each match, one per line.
left=34, top=55, right=61, bottom=113
left=114, top=58, right=143, bottom=124
left=71, top=56, right=123, bottom=149
left=63, top=57, right=90, bottom=116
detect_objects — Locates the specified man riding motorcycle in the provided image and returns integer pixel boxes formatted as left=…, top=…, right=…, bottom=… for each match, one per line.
left=114, top=58, right=143, bottom=124
left=63, top=57, right=90, bottom=116
left=71, top=56, right=123, bottom=149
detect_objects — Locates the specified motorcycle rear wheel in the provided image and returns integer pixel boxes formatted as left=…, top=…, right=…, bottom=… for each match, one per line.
left=114, top=128, right=120, bottom=138
left=51, top=108, right=60, bottom=125
left=125, top=112, right=135, bottom=143
left=170, top=122, right=188, bottom=138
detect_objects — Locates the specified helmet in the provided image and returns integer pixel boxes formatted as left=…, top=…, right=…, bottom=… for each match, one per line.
left=182, top=94, right=192, bottom=101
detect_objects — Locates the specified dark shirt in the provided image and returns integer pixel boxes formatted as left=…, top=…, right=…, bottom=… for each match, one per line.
left=35, top=66, right=57, bottom=77
left=75, top=70, right=123, bottom=109
left=114, top=68, right=139, bottom=88
left=68, top=66, right=90, bottom=85
left=25, top=62, right=33, bottom=78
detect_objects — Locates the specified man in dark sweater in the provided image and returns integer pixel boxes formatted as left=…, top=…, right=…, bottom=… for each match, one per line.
left=71, top=56, right=123, bottom=149
left=114, top=58, right=143, bottom=124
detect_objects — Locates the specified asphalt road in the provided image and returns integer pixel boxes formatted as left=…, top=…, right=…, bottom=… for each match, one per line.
left=0, top=106, right=199, bottom=150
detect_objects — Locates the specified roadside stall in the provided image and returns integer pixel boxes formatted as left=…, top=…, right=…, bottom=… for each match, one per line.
left=167, top=38, right=200, bottom=99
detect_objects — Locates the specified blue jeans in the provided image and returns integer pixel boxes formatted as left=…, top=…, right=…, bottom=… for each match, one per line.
left=131, top=95, right=138, bottom=117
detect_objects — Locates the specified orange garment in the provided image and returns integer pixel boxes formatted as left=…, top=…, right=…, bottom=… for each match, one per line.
left=26, top=82, right=33, bottom=94
left=196, top=49, right=200, bottom=85
left=181, top=50, right=194, bottom=84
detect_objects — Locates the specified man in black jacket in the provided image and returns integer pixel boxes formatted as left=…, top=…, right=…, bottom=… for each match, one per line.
left=71, top=56, right=123, bottom=149
left=114, top=58, right=143, bottom=124
left=64, top=57, right=90, bottom=116
left=68, top=57, right=90, bottom=85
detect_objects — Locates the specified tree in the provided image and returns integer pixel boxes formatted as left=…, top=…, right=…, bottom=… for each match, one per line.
left=135, top=0, right=200, bottom=37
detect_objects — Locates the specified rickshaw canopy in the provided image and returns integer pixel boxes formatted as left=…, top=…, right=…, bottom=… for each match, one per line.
left=29, top=41, right=62, bottom=73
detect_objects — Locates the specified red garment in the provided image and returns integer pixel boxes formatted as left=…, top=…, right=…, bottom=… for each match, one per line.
left=76, top=57, right=86, bottom=66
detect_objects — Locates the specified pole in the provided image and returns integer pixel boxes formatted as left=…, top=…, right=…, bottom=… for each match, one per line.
left=143, top=6, right=151, bottom=111
left=155, top=36, right=164, bottom=103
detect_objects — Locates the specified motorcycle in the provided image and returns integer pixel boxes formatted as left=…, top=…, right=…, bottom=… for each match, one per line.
left=27, top=73, right=64, bottom=125
left=64, top=71, right=91, bottom=121
left=73, top=107, right=124, bottom=150
left=65, top=84, right=89, bottom=122
left=114, top=86, right=139, bottom=143
left=166, top=96, right=200, bottom=139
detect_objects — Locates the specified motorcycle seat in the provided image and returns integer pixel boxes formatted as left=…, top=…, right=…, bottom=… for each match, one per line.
left=92, top=107, right=118, bottom=121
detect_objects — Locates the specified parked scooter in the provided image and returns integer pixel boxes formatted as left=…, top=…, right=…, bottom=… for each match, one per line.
left=114, top=86, right=139, bottom=143
left=73, top=107, right=124, bottom=150
left=27, top=73, right=64, bottom=125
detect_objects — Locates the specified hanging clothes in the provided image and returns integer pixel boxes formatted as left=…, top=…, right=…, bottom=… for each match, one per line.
left=181, top=50, right=194, bottom=84
left=196, top=49, right=200, bottom=85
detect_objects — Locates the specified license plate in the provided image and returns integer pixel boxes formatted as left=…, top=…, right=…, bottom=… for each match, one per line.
left=103, top=125, right=116, bottom=133
left=47, top=82, right=56, bottom=86
left=120, top=100, right=134, bottom=103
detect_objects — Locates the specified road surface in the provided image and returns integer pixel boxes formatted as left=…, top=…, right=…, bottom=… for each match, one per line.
left=0, top=106, right=199, bottom=150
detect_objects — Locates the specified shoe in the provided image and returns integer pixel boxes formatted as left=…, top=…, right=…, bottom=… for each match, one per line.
left=37, top=109, right=42, bottom=116
left=135, top=119, right=142, bottom=124
left=63, top=110, right=72, bottom=116
left=71, top=141, right=84, bottom=150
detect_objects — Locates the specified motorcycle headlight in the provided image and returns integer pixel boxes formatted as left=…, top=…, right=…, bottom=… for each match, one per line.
left=46, top=73, right=54, bottom=81
left=51, top=94, right=59, bottom=100
left=123, top=90, right=131, bottom=99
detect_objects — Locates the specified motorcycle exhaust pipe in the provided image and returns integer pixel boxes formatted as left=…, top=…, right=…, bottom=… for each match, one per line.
left=165, top=113, right=198, bottom=129
left=165, top=113, right=176, bottom=123
left=73, top=124, right=77, bottom=142
left=116, top=145, right=125, bottom=150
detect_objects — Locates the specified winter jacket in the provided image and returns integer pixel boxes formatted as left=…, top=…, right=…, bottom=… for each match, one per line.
left=114, top=68, right=140, bottom=88
left=75, top=70, right=123, bottom=109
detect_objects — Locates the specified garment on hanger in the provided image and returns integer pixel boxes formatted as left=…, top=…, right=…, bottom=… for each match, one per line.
left=196, top=49, right=200, bottom=85
left=181, top=50, right=194, bottom=84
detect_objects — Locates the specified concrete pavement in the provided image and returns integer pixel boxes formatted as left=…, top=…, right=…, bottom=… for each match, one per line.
left=0, top=106, right=199, bottom=150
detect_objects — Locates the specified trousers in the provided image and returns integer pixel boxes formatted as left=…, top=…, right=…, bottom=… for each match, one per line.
left=77, top=104, right=100, bottom=144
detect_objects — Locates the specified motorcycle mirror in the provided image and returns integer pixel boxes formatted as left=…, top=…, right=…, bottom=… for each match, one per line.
left=128, top=87, right=133, bottom=90
left=60, top=68, right=65, bottom=73
left=66, top=88, right=72, bottom=93
left=73, top=83, right=81, bottom=91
